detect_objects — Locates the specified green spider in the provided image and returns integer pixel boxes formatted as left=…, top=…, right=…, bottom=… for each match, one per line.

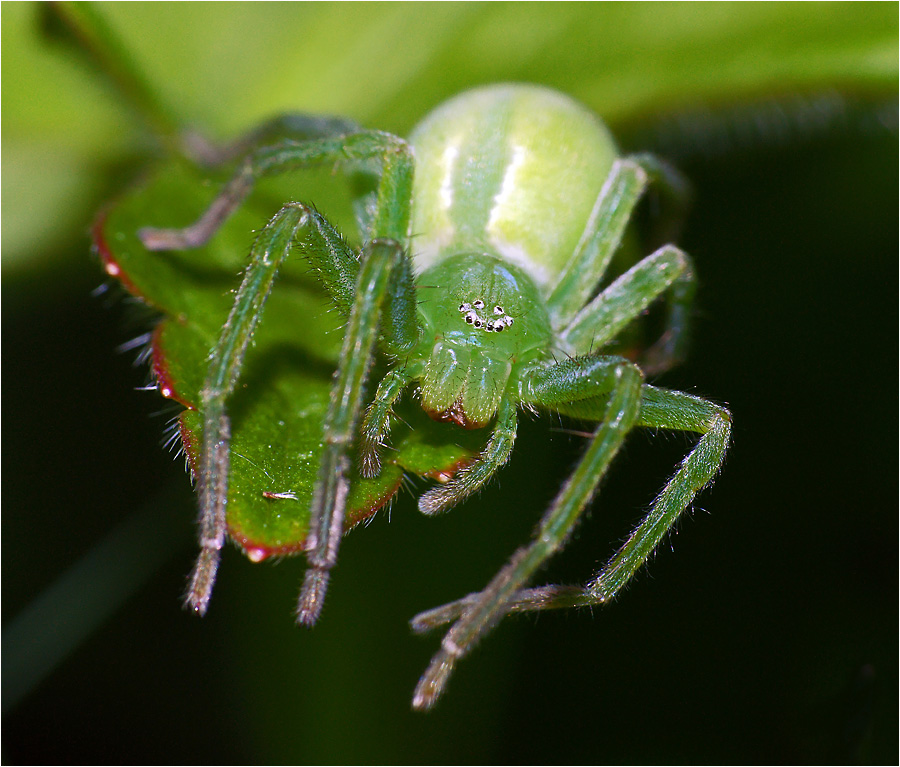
left=138, top=83, right=731, bottom=710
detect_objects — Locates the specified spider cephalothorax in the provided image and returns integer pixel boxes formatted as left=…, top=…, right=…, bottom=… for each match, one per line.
left=410, top=253, right=551, bottom=430
left=137, top=83, right=731, bottom=710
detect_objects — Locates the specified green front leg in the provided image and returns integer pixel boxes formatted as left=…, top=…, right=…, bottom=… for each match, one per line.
left=412, top=357, right=644, bottom=710
left=297, top=239, right=414, bottom=625
left=297, top=134, right=418, bottom=623
left=359, top=366, right=419, bottom=478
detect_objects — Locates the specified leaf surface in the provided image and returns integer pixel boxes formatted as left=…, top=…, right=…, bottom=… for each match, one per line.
left=95, top=160, right=483, bottom=557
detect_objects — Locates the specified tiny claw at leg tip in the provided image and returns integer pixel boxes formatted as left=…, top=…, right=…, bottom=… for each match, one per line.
left=296, top=605, right=319, bottom=628
left=409, top=619, right=426, bottom=635
left=137, top=227, right=164, bottom=251
left=295, top=591, right=321, bottom=627
left=186, top=597, right=208, bottom=616
left=411, top=657, right=454, bottom=711
left=296, top=568, right=329, bottom=626
left=411, top=688, right=437, bottom=712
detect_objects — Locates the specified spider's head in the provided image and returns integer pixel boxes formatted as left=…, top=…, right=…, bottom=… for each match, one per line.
left=414, top=253, right=551, bottom=428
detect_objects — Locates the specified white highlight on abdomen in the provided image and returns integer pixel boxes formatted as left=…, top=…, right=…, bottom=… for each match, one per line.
left=487, top=144, right=526, bottom=231
left=439, top=143, right=459, bottom=212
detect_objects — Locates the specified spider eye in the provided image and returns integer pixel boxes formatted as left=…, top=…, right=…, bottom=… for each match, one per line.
left=493, top=305, right=503, bottom=315
left=464, top=312, right=476, bottom=324
left=473, top=318, right=483, bottom=328
left=473, top=299, right=485, bottom=310
left=458, top=303, right=470, bottom=312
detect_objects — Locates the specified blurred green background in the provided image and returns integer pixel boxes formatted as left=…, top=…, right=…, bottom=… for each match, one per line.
left=3, top=3, right=897, bottom=763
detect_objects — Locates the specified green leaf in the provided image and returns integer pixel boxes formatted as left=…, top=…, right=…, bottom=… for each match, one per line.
left=95, top=160, right=483, bottom=557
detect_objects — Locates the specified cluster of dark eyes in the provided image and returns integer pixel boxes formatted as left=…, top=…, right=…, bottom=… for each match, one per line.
left=458, top=299, right=514, bottom=332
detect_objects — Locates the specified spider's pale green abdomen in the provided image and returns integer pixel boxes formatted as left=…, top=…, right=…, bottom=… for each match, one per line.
left=409, top=84, right=618, bottom=290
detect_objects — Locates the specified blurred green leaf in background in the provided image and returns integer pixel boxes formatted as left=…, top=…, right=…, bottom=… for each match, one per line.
left=3, top=3, right=897, bottom=763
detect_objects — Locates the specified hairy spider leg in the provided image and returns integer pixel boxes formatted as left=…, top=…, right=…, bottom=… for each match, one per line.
left=588, top=386, right=732, bottom=600
left=412, top=357, right=644, bottom=710
left=418, top=398, right=519, bottom=515
left=629, top=153, right=693, bottom=249
left=546, top=159, right=649, bottom=322
left=359, top=367, right=419, bottom=478
left=138, top=130, right=420, bottom=618
left=545, top=155, right=689, bottom=325
left=562, top=243, right=695, bottom=355
left=298, top=239, right=418, bottom=625
left=627, top=158, right=697, bottom=376
left=141, top=115, right=357, bottom=248
left=298, top=138, right=420, bottom=624
left=620, top=156, right=695, bottom=375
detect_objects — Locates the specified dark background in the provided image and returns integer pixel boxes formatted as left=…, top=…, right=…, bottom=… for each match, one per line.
left=4, top=4, right=897, bottom=764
